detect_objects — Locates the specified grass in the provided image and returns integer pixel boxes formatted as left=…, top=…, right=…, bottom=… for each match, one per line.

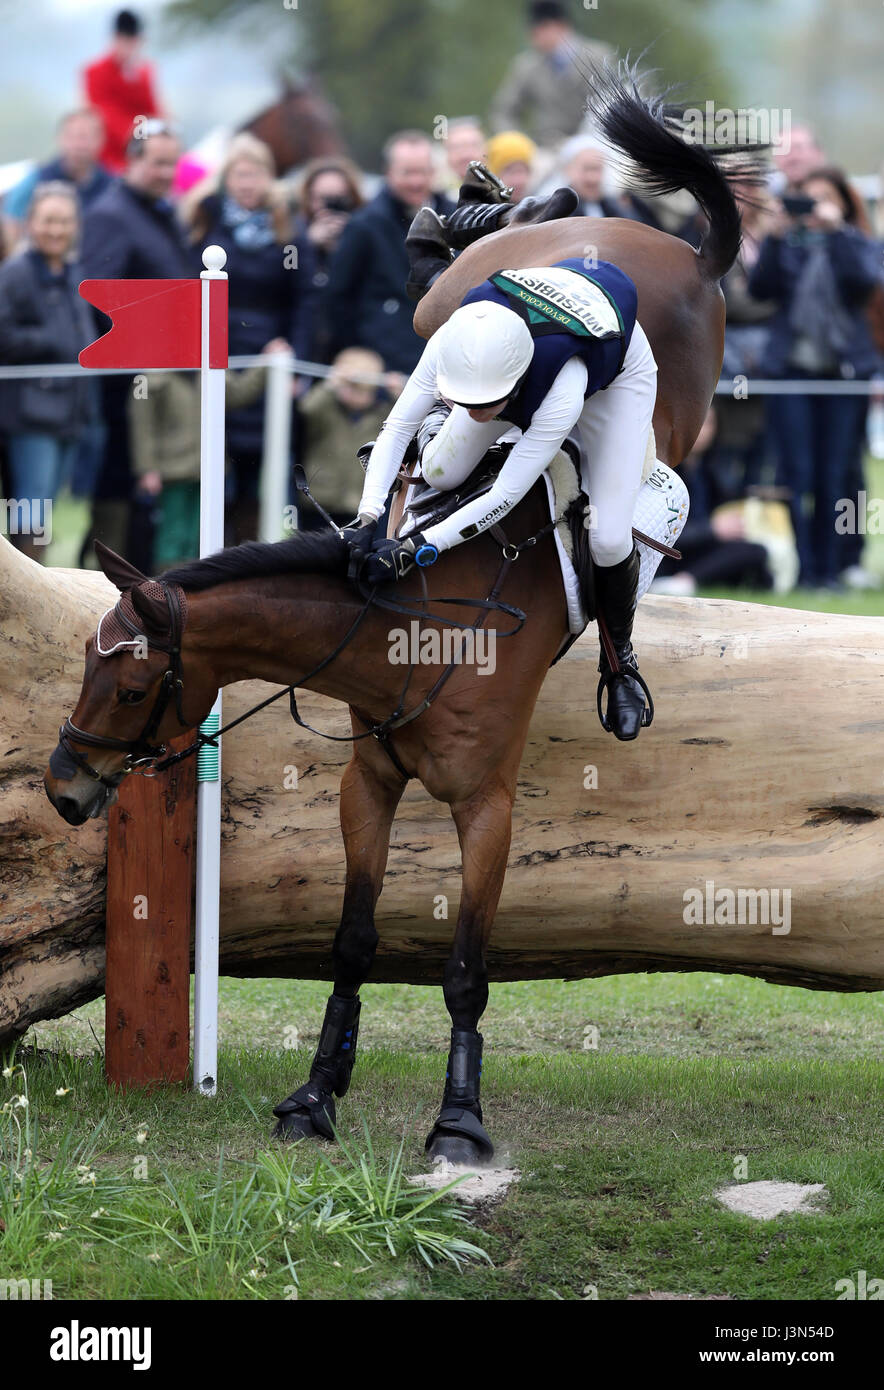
left=8, top=477, right=884, bottom=1300
left=8, top=973, right=884, bottom=1301
left=31, top=971, right=884, bottom=1062
left=3, top=1040, right=882, bottom=1301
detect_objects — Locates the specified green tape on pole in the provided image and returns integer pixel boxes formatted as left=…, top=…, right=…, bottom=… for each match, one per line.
left=197, top=710, right=221, bottom=782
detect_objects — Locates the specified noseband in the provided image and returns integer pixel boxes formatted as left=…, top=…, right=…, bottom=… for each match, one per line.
left=56, top=582, right=188, bottom=789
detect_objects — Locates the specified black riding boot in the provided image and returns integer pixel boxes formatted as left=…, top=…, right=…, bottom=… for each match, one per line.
left=405, top=206, right=454, bottom=302
left=445, top=183, right=580, bottom=249
left=595, top=546, right=653, bottom=742
left=506, top=185, right=580, bottom=226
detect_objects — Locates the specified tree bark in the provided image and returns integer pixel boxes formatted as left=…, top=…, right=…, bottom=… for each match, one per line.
left=1, top=535, right=882, bottom=1042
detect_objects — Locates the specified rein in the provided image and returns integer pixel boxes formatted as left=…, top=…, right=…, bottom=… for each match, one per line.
left=61, top=518, right=547, bottom=787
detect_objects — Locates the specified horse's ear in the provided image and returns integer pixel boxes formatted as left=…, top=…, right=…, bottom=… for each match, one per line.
left=130, top=583, right=170, bottom=635
left=94, top=540, right=149, bottom=593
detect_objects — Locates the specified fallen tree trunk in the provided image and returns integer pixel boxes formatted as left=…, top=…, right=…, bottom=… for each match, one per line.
left=1, top=535, right=882, bottom=1042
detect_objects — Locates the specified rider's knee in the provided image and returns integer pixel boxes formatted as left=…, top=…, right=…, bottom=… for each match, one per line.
left=589, top=526, right=633, bottom=568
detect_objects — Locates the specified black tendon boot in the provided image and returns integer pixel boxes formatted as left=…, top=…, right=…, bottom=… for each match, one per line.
left=425, top=1028, right=494, bottom=1165
left=405, top=206, right=454, bottom=302
left=272, top=992, right=361, bottom=1141
left=594, top=545, right=654, bottom=741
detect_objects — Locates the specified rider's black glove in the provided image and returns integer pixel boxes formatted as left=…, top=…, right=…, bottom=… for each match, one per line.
left=360, top=532, right=438, bottom=587
left=342, top=516, right=377, bottom=553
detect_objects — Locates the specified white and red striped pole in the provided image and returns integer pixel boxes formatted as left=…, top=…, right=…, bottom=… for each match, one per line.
left=194, top=245, right=228, bottom=1095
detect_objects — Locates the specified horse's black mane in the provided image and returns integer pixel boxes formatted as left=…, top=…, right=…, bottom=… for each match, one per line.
left=158, top=530, right=349, bottom=592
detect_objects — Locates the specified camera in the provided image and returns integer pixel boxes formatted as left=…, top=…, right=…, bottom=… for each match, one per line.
left=781, top=193, right=816, bottom=218
left=322, top=195, right=354, bottom=213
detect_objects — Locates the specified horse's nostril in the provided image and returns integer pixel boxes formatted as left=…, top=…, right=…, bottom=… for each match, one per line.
left=56, top=796, right=87, bottom=826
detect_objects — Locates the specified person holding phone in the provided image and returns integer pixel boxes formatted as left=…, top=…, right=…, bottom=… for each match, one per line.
left=748, top=166, right=882, bottom=588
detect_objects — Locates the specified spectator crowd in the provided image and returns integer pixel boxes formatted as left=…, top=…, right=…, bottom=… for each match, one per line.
left=1, top=1, right=883, bottom=594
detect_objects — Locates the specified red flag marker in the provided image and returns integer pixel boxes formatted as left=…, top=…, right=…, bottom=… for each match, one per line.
left=78, top=278, right=228, bottom=369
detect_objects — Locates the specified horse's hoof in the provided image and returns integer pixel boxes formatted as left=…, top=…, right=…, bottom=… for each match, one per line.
left=272, top=1107, right=324, bottom=1143
left=272, top=1083, right=337, bottom=1143
left=427, top=1132, right=492, bottom=1167
left=425, top=1106, right=494, bottom=1168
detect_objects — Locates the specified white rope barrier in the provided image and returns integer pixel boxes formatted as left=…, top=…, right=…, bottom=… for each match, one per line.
left=0, top=358, right=880, bottom=394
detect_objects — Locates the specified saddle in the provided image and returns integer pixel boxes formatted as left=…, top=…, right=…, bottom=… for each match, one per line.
left=390, top=439, right=599, bottom=621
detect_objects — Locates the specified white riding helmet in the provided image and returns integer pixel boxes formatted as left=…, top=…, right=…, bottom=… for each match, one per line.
left=435, top=301, right=534, bottom=406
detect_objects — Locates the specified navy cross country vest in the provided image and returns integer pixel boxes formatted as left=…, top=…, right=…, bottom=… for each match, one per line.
left=460, top=257, right=638, bottom=432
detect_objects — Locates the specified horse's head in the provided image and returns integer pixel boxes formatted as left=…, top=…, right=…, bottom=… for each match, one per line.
left=44, top=543, right=212, bottom=826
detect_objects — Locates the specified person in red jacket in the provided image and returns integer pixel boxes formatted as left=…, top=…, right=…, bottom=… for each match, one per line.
left=82, top=9, right=163, bottom=175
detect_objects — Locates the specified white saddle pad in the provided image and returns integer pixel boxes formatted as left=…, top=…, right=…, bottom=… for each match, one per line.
left=399, top=428, right=688, bottom=639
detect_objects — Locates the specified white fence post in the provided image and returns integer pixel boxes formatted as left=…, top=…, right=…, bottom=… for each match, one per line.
left=259, top=352, right=295, bottom=541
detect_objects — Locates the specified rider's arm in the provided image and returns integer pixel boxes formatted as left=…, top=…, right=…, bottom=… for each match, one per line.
left=357, top=336, right=443, bottom=519
left=420, top=356, right=589, bottom=552
left=420, top=407, right=505, bottom=489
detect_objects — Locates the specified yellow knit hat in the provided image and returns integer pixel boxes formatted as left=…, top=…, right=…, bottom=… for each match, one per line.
left=485, top=131, right=537, bottom=176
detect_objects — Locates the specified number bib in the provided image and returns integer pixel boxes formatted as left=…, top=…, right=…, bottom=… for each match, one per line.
left=490, top=266, right=625, bottom=340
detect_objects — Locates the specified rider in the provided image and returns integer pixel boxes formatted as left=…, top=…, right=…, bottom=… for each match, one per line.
left=347, top=244, right=659, bottom=742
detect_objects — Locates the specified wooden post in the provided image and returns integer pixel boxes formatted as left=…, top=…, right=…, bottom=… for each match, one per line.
left=104, top=734, right=196, bottom=1088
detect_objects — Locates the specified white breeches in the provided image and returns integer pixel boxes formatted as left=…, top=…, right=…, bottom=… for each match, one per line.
left=571, top=319, right=658, bottom=567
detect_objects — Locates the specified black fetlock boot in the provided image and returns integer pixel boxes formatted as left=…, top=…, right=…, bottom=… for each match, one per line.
left=595, top=546, right=654, bottom=742
left=405, top=206, right=454, bottom=302
left=272, top=992, right=361, bottom=1142
left=425, top=1028, right=494, bottom=1166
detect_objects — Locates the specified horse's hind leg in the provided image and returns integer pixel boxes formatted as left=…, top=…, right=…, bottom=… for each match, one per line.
left=425, top=776, right=515, bottom=1167
left=273, top=752, right=405, bottom=1142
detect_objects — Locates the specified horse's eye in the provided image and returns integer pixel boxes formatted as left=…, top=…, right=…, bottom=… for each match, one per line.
left=118, top=689, right=147, bottom=705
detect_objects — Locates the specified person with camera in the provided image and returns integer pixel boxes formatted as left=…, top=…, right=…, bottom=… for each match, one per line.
left=748, top=167, right=882, bottom=588
left=293, top=157, right=365, bottom=365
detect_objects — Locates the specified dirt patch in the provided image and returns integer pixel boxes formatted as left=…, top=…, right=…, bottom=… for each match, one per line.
left=716, top=1180, right=827, bottom=1220
left=409, top=1160, right=520, bottom=1206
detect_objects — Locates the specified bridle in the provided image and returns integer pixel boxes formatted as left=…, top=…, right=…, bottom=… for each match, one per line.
left=55, top=582, right=188, bottom=790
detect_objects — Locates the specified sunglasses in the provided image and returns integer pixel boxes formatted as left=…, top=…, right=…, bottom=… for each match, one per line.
left=450, top=396, right=510, bottom=411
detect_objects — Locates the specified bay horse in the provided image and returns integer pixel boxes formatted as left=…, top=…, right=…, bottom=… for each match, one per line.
left=44, top=70, right=762, bottom=1165
left=240, top=77, right=344, bottom=175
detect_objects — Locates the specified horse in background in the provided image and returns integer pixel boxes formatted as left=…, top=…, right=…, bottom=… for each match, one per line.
left=240, top=77, right=345, bottom=175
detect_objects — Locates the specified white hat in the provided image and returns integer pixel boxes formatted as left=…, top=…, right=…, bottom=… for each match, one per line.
left=435, top=301, right=534, bottom=405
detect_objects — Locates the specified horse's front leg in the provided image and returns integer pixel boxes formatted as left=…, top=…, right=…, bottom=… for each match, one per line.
left=425, top=776, right=514, bottom=1167
left=273, top=749, right=405, bottom=1142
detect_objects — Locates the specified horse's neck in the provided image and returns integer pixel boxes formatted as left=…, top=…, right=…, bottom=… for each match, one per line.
left=182, top=483, right=558, bottom=715
left=184, top=573, right=392, bottom=709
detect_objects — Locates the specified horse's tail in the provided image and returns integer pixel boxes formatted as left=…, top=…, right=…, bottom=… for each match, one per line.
left=580, top=59, right=767, bottom=283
